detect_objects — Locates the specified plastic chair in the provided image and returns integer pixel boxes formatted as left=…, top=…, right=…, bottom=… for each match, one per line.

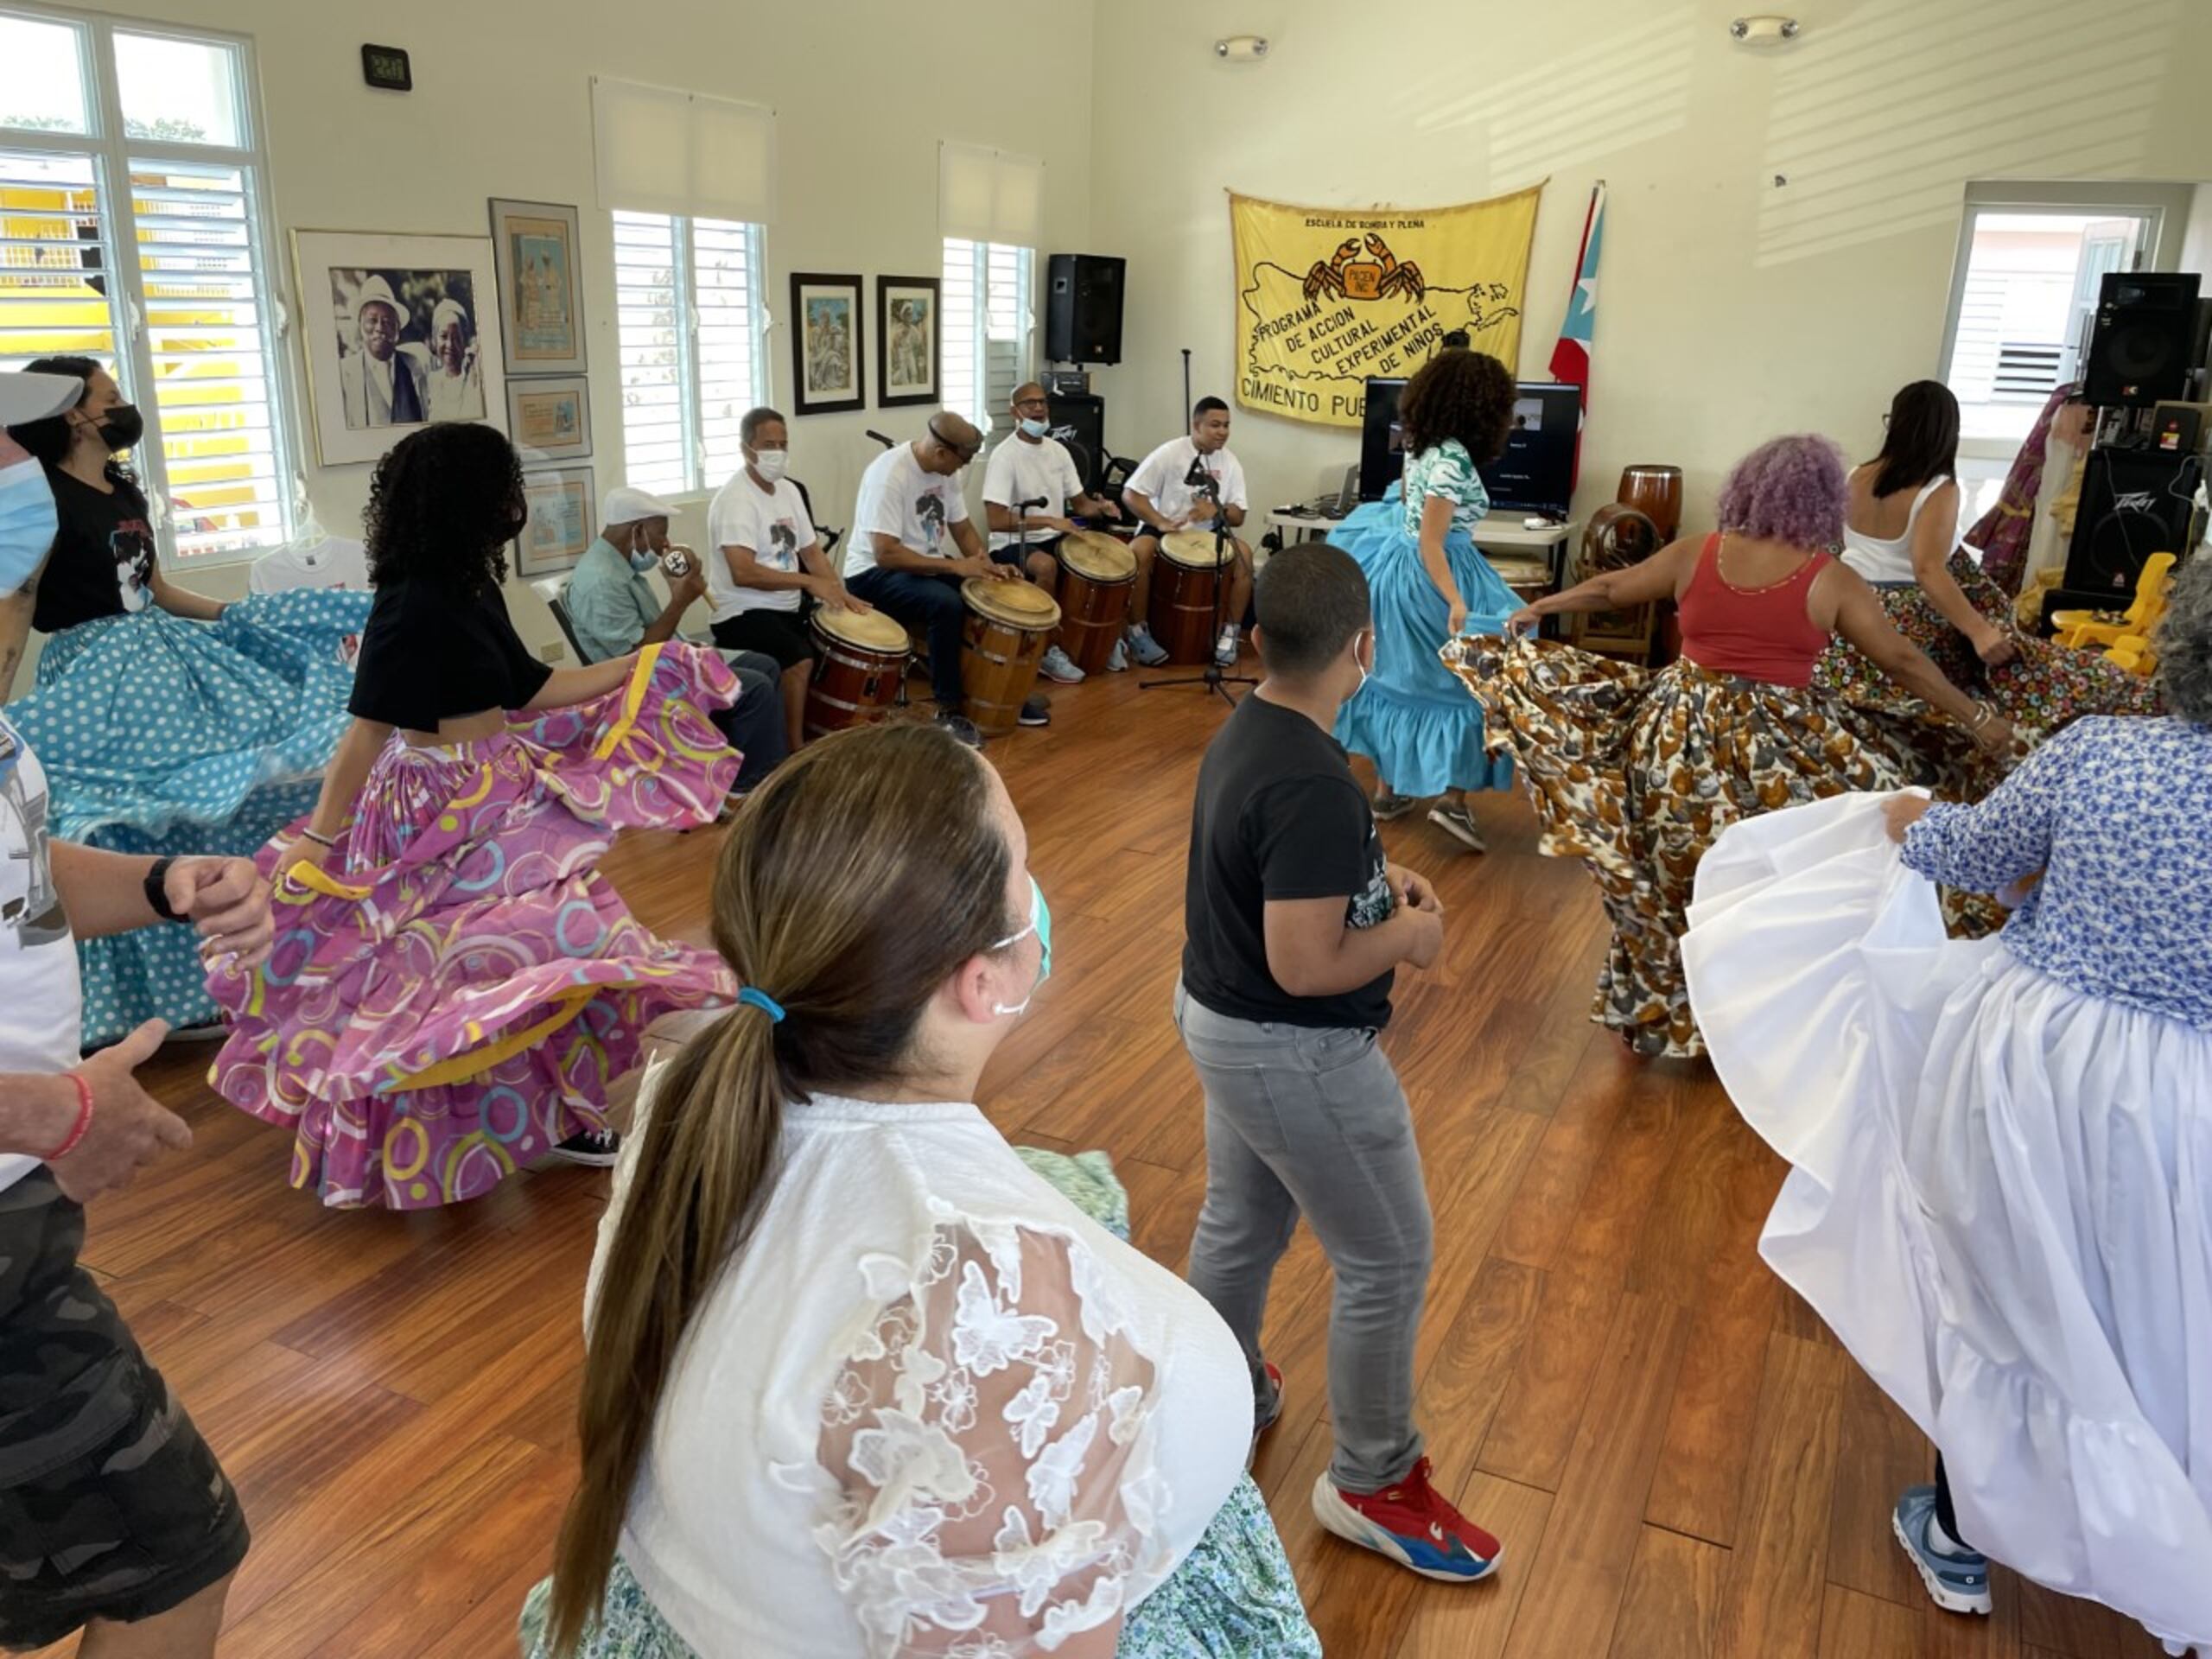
left=528, top=575, right=591, bottom=663
left=2051, top=552, right=2176, bottom=651
left=2105, top=633, right=2158, bottom=677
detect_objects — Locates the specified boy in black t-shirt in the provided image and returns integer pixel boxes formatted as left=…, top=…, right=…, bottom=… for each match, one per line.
left=1177, top=542, right=1503, bottom=1584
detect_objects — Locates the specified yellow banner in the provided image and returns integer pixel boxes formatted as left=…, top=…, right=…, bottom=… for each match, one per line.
left=1231, top=187, right=1541, bottom=429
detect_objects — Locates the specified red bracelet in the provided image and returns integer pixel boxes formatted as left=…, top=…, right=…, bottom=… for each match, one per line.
left=40, top=1073, right=94, bottom=1163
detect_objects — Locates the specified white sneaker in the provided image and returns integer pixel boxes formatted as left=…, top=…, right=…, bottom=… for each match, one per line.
left=1215, top=627, right=1241, bottom=666
left=1040, top=644, right=1084, bottom=684
left=1105, top=639, right=1129, bottom=672
left=1128, top=626, right=1170, bottom=668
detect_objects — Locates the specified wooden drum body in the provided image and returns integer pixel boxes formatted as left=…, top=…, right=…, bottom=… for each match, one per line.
left=1056, top=531, right=1136, bottom=674
left=959, top=578, right=1061, bottom=736
left=1148, top=531, right=1232, bottom=665
left=1618, top=465, right=1683, bottom=543
left=804, top=607, right=912, bottom=740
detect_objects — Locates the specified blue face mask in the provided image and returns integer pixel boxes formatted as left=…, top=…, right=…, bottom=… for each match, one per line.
left=0, top=455, right=56, bottom=599
left=1018, top=416, right=1050, bottom=440
left=626, top=547, right=657, bottom=574
left=989, top=874, right=1052, bottom=1016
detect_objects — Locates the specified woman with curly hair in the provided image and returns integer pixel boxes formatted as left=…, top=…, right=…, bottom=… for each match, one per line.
left=1333, top=348, right=1524, bottom=849
left=1817, top=379, right=2158, bottom=792
left=3, top=356, right=370, bottom=1046
left=1451, top=435, right=2012, bottom=1057
left=206, top=423, right=742, bottom=1207
left=1681, top=554, right=2212, bottom=1650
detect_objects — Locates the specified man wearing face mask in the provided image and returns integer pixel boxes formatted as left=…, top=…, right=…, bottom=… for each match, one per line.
left=707, top=408, right=868, bottom=755
left=844, top=410, right=1042, bottom=746
left=562, top=485, right=788, bottom=795
left=336, top=275, right=432, bottom=429
left=982, top=383, right=1123, bottom=684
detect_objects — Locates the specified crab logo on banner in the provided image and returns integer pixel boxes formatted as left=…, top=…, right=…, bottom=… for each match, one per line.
left=1231, top=188, right=1541, bottom=429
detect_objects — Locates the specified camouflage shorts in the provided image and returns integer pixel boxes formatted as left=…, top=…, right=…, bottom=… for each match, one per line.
left=0, top=1171, right=248, bottom=1650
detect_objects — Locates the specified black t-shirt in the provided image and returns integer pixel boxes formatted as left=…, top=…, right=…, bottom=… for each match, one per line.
left=32, top=469, right=157, bottom=633
left=1182, top=692, right=1397, bottom=1030
left=347, top=578, right=554, bottom=732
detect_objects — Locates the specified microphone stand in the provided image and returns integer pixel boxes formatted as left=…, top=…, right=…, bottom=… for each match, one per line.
left=1140, top=453, right=1256, bottom=709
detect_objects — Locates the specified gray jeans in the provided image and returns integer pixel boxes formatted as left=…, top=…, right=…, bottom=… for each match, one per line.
left=1174, top=978, right=1432, bottom=1492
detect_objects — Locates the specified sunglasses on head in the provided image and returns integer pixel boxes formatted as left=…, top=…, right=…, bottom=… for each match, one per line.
left=927, top=422, right=979, bottom=461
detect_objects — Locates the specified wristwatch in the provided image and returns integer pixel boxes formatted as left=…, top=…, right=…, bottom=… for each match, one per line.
left=143, top=855, right=183, bottom=923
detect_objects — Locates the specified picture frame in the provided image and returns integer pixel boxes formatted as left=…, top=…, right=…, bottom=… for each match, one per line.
left=291, top=229, right=507, bottom=468
left=874, top=275, right=941, bottom=409
left=516, top=464, right=596, bottom=576
left=789, top=271, right=864, bottom=416
left=505, top=375, right=592, bottom=464
left=487, top=198, right=587, bottom=377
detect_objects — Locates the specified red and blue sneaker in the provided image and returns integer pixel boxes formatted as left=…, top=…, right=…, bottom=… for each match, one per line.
left=1313, top=1457, right=1502, bottom=1583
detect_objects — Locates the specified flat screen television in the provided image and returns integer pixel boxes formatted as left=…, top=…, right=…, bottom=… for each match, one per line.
left=1357, top=378, right=1580, bottom=520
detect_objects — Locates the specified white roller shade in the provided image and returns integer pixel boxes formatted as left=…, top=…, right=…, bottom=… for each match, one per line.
left=592, top=76, right=776, bottom=224
left=938, top=141, right=1044, bottom=247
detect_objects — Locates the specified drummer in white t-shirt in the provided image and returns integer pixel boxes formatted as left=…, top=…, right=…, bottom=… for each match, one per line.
left=706, top=408, right=870, bottom=754
left=981, top=383, right=1124, bottom=684
left=1123, top=397, right=1255, bottom=668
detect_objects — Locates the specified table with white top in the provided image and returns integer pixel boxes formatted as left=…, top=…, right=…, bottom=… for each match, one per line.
left=1263, top=506, right=1580, bottom=599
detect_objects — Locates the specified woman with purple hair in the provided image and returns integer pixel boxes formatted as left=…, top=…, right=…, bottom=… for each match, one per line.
left=1447, top=435, right=2014, bottom=1058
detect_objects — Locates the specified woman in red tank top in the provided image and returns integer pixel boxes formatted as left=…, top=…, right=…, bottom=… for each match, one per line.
left=1446, top=435, right=2013, bottom=1058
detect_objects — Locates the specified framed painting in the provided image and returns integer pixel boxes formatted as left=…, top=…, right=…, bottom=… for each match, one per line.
left=292, top=229, right=506, bottom=467
left=790, top=271, right=863, bottom=416
left=516, top=464, right=595, bottom=576
left=875, top=275, right=940, bottom=409
left=488, top=198, right=587, bottom=376
left=506, top=375, right=592, bottom=464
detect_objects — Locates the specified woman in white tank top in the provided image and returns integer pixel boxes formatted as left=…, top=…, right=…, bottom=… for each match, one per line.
left=1816, top=380, right=2158, bottom=805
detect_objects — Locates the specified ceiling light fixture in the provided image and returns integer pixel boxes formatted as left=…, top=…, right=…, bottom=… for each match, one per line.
left=1215, top=35, right=1269, bottom=61
left=1728, top=15, right=1802, bottom=46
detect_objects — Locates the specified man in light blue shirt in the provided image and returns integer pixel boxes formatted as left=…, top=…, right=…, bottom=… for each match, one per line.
left=563, top=486, right=789, bottom=792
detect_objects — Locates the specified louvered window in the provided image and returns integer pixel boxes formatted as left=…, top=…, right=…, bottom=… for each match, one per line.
left=613, top=210, right=766, bottom=498
left=941, top=238, right=1032, bottom=440
left=0, top=10, right=293, bottom=563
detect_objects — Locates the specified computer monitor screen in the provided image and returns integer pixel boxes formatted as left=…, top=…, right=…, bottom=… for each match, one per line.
left=1357, top=378, right=1580, bottom=519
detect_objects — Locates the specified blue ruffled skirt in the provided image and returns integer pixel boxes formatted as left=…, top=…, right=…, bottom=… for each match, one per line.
left=1332, top=499, right=1518, bottom=798
left=8, top=588, right=371, bottom=1046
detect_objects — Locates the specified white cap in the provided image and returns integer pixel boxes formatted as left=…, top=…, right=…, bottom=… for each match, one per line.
left=356, top=274, right=404, bottom=322
left=601, top=484, right=677, bottom=527
left=0, top=370, right=83, bottom=426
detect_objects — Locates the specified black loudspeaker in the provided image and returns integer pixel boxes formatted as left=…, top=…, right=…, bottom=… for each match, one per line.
left=1046, top=254, right=1126, bottom=365
left=2060, top=443, right=2206, bottom=599
left=2081, top=271, right=2202, bottom=407
left=1046, top=392, right=1106, bottom=493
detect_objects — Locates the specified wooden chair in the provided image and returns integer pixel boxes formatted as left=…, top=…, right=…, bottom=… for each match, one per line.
left=2050, top=552, right=2177, bottom=652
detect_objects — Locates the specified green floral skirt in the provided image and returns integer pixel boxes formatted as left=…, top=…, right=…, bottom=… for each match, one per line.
left=518, top=1147, right=1319, bottom=1658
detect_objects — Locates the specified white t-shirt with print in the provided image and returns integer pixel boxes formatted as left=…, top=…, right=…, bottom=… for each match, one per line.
left=708, top=470, right=816, bottom=620
left=981, top=434, right=1084, bottom=550
left=842, top=443, right=969, bottom=579
left=0, top=718, right=80, bottom=1197
left=1127, top=436, right=1249, bottom=528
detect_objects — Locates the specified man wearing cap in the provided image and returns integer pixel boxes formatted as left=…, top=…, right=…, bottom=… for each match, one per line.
left=337, top=275, right=432, bottom=429
left=563, top=484, right=790, bottom=793
left=0, top=369, right=268, bottom=1658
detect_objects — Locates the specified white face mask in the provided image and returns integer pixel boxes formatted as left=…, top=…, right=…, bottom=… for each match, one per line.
left=1018, top=416, right=1049, bottom=440
left=1353, top=630, right=1374, bottom=696
left=751, top=448, right=789, bottom=484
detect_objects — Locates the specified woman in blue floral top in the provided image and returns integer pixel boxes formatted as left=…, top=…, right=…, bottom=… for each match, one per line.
left=1332, top=350, right=1523, bottom=850
left=1680, top=556, right=2212, bottom=1653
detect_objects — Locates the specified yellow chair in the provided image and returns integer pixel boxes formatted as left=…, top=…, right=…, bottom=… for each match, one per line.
left=2051, top=552, right=2177, bottom=651
left=2105, top=633, right=2158, bottom=677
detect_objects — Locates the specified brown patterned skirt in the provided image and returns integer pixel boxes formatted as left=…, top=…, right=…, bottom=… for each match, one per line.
left=1448, top=637, right=1980, bottom=1059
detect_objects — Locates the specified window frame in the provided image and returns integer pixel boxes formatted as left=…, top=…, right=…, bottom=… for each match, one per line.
left=941, top=236, right=1034, bottom=441
left=610, top=208, right=768, bottom=500
left=1, top=1, right=297, bottom=567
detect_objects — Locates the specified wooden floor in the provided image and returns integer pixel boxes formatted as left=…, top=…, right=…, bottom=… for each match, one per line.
left=57, top=663, right=2165, bottom=1658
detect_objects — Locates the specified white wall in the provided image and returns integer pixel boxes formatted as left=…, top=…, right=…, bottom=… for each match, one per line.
left=2183, top=184, right=2212, bottom=276
left=35, top=0, right=1096, bottom=657
left=1087, top=0, right=2212, bottom=537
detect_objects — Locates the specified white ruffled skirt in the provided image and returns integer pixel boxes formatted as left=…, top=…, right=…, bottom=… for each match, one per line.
left=1680, top=793, right=2212, bottom=1652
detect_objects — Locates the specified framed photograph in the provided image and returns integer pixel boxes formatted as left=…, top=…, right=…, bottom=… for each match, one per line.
left=292, top=229, right=506, bottom=467
left=506, top=375, right=592, bottom=464
left=875, top=276, right=940, bottom=408
left=516, top=464, right=595, bottom=576
left=488, top=198, right=587, bottom=376
left=790, top=272, right=863, bottom=416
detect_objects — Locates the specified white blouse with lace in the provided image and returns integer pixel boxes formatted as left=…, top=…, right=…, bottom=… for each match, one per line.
left=591, top=1087, right=1255, bottom=1658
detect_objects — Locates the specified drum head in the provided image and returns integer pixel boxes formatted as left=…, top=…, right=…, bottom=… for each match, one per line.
left=1061, top=531, right=1135, bottom=582
left=813, top=605, right=912, bottom=651
left=1160, top=530, right=1233, bottom=569
left=963, top=576, right=1063, bottom=630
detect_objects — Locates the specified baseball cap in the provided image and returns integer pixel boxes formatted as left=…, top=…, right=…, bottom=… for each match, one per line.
left=0, top=370, right=84, bottom=427
left=601, top=484, right=677, bottom=527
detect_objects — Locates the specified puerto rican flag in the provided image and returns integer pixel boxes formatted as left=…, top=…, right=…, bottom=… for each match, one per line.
left=1549, top=181, right=1605, bottom=489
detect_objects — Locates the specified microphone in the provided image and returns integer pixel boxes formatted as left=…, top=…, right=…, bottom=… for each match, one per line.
left=864, top=429, right=894, bottom=449
left=1017, top=496, right=1049, bottom=511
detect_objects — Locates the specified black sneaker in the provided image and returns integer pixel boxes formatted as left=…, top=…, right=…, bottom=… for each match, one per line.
left=935, top=709, right=984, bottom=747
left=550, top=1127, right=620, bottom=1167
left=1018, top=694, right=1051, bottom=728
